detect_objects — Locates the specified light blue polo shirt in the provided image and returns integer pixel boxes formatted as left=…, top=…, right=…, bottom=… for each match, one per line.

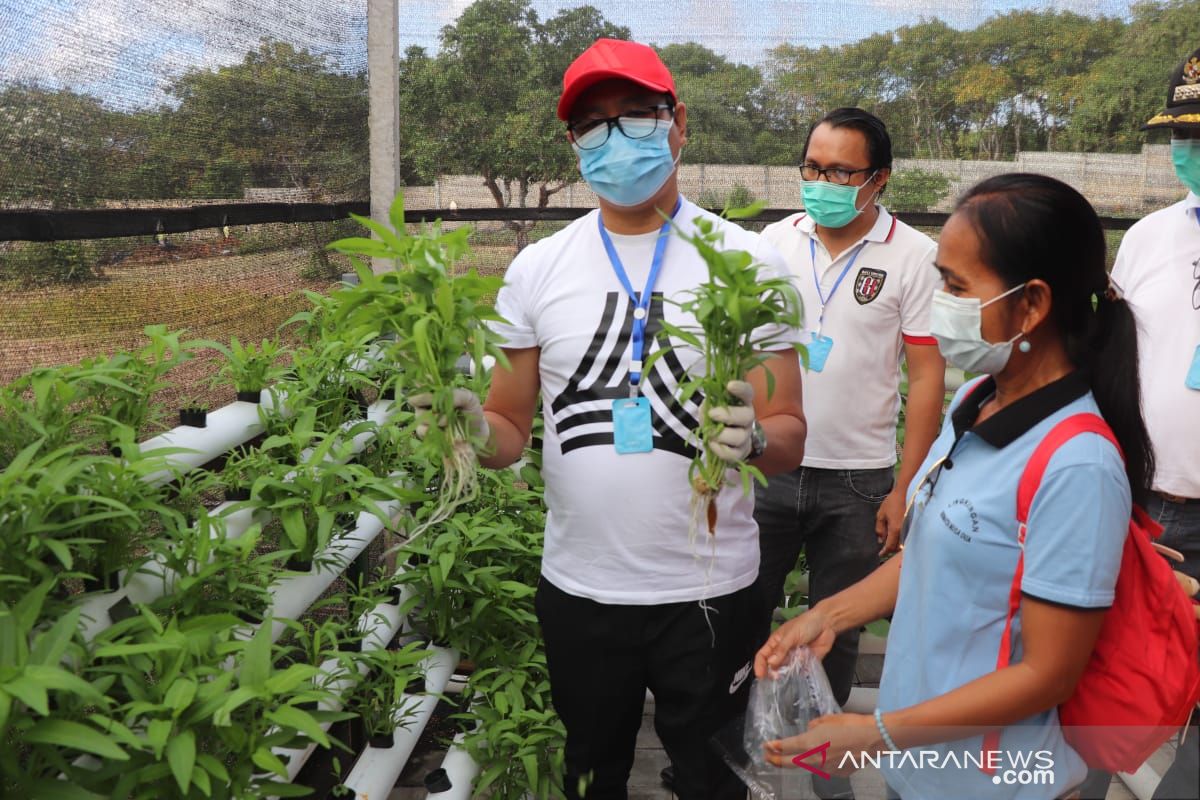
left=877, top=373, right=1131, bottom=800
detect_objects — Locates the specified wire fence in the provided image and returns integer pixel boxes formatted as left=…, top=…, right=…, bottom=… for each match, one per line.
left=3, top=0, right=1196, bottom=403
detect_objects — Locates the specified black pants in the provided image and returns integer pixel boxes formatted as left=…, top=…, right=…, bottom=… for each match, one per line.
left=754, top=466, right=894, bottom=705
left=535, top=576, right=760, bottom=800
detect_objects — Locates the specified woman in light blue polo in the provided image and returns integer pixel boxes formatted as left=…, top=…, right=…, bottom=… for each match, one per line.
left=753, top=173, right=1155, bottom=799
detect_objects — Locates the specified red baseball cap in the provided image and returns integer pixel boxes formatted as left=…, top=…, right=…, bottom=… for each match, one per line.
left=557, top=38, right=676, bottom=121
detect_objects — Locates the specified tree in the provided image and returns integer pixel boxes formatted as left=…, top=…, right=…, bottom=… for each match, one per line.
left=966, top=11, right=1123, bottom=154
left=883, top=20, right=967, bottom=159
left=1067, top=0, right=1200, bottom=152
left=401, top=0, right=629, bottom=250
left=886, top=168, right=951, bottom=212
left=0, top=85, right=123, bottom=207
left=163, top=40, right=369, bottom=199
left=657, top=43, right=765, bottom=164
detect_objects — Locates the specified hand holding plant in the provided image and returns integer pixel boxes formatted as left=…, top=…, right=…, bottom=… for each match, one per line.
left=647, top=205, right=802, bottom=543
left=703, top=380, right=757, bottom=463
left=327, top=193, right=509, bottom=538
left=409, top=388, right=489, bottom=449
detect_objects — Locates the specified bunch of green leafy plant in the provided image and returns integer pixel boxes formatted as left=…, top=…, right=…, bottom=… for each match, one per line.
left=340, top=642, right=428, bottom=743
left=394, top=465, right=543, bottom=654
left=0, top=441, right=110, bottom=605
left=72, top=452, right=176, bottom=590
left=0, top=583, right=116, bottom=798
left=272, top=334, right=378, bottom=436
left=325, top=193, right=509, bottom=537
left=0, top=328, right=193, bottom=465
left=251, top=426, right=406, bottom=570
left=164, top=468, right=220, bottom=524
left=72, top=611, right=351, bottom=798
left=647, top=205, right=802, bottom=542
left=0, top=367, right=98, bottom=467
left=0, top=440, right=174, bottom=598
left=68, top=325, right=196, bottom=446
left=152, top=517, right=282, bottom=624
left=277, top=575, right=380, bottom=678
left=459, top=640, right=565, bottom=799
left=205, top=336, right=288, bottom=395
left=220, top=446, right=274, bottom=501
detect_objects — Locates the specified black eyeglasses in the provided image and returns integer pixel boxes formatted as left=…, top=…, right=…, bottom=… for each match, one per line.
left=800, top=164, right=876, bottom=186
left=567, top=103, right=675, bottom=150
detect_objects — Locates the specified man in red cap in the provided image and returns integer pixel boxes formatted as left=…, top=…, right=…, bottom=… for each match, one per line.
left=419, top=38, right=806, bottom=798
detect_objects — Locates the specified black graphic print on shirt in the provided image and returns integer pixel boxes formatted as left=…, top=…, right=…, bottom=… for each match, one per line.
left=548, top=292, right=701, bottom=457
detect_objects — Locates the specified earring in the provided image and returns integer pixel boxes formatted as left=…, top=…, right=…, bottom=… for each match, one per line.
left=1018, top=339, right=1032, bottom=354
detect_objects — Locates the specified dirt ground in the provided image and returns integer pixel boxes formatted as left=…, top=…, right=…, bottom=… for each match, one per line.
left=0, top=240, right=521, bottom=405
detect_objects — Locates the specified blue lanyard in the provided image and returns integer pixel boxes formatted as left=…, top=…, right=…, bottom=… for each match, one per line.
left=810, top=237, right=869, bottom=332
left=598, top=198, right=681, bottom=395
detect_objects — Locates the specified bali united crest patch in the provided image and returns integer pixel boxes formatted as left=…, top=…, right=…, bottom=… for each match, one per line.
left=853, top=268, right=887, bottom=305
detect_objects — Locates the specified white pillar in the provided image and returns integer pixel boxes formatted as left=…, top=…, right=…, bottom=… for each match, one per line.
left=368, top=0, right=400, bottom=272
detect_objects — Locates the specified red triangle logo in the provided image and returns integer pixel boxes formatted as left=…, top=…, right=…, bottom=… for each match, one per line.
left=791, top=740, right=832, bottom=780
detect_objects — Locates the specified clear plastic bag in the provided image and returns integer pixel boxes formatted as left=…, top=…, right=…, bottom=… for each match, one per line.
left=713, top=647, right=841, bottom=799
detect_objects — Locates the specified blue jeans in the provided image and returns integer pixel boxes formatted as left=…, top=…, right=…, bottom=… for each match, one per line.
left=753, top=466, right=894, bottom=706
left=1148, top=494, right=1200, bottom=583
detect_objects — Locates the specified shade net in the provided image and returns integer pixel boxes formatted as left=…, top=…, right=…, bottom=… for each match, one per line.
left=3, top=0, right=1200, bottom=396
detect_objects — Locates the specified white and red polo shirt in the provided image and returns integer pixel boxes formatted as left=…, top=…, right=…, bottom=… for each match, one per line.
left=762, top=205, right=939, bottom=469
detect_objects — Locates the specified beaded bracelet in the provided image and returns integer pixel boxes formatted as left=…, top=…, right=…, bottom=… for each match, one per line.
left=874, top=707, right=899, bottom=751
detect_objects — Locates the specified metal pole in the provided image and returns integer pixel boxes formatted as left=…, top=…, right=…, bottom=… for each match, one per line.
left=368, top=0, right=400, bottom=273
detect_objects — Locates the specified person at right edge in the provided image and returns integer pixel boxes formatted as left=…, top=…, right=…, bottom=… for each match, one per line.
left=756, top=173, right=1154, bottom=799
left=1123, top=46, right=1200, bottom=800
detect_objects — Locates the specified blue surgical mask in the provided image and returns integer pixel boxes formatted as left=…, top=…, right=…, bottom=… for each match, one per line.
left=1172, top=138, right=1200, bottom=196
left=573, top=119, right=679, bottom=207
left=801, top=174, right=877, bottom=229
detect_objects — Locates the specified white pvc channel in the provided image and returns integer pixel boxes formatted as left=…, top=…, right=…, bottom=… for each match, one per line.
left=78, top=396, right=396, bottom=641
left=68, top=391, right=490, bottom=795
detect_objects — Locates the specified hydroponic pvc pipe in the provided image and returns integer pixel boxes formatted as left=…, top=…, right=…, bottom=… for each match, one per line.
left=141, top=395, right=277, bottom=484
left=340, top=645, right=461, bottom=800
left=265, top=504, right=403, bottom=640
left=424, top=724, right=481, bottom=799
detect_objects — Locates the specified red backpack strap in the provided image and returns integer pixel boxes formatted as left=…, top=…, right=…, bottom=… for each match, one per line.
left=980, top=413, right=1120, bottom=772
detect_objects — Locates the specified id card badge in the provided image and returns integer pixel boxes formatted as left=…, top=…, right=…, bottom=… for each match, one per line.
left=612, top=396, right=654, bottom=454
left=807, top=333, right=834, bottom=373
left=1187, top=344, right=1200, bottom=391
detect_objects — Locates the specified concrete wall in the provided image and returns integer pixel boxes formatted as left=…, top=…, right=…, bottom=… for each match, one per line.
left=411, top=144, right=1185, bottom=217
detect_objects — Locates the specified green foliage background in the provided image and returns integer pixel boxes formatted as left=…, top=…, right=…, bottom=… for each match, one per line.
left=4, top=0, right=1198, bottom=213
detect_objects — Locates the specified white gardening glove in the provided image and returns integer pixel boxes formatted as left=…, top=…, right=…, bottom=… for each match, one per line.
left=704, top=380, right=757, bottom=463
left=409, top=388, right=490, bottom=450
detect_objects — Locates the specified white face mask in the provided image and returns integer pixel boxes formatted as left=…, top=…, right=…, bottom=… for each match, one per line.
left=930, top=284, right=1026, bottom=374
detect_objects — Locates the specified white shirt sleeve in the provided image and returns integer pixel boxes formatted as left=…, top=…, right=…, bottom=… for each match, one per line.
left=751, top=235, right=806, bottom=347
left=899, top=241, right=940, bottom=340
left=1110, top=232, right=1132, bottom=293
left=488, top=248, right=539, bottom=349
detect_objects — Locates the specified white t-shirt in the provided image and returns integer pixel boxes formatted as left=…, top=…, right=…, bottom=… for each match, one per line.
left=1111, top=193, right=1200, bottom=499
left=491, top=197, right=800, bottom=604
left=762, top=207, right=939, bottom=469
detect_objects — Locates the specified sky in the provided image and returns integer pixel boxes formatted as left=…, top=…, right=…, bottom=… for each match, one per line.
left=0, top=0, right=1136, bottom=110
